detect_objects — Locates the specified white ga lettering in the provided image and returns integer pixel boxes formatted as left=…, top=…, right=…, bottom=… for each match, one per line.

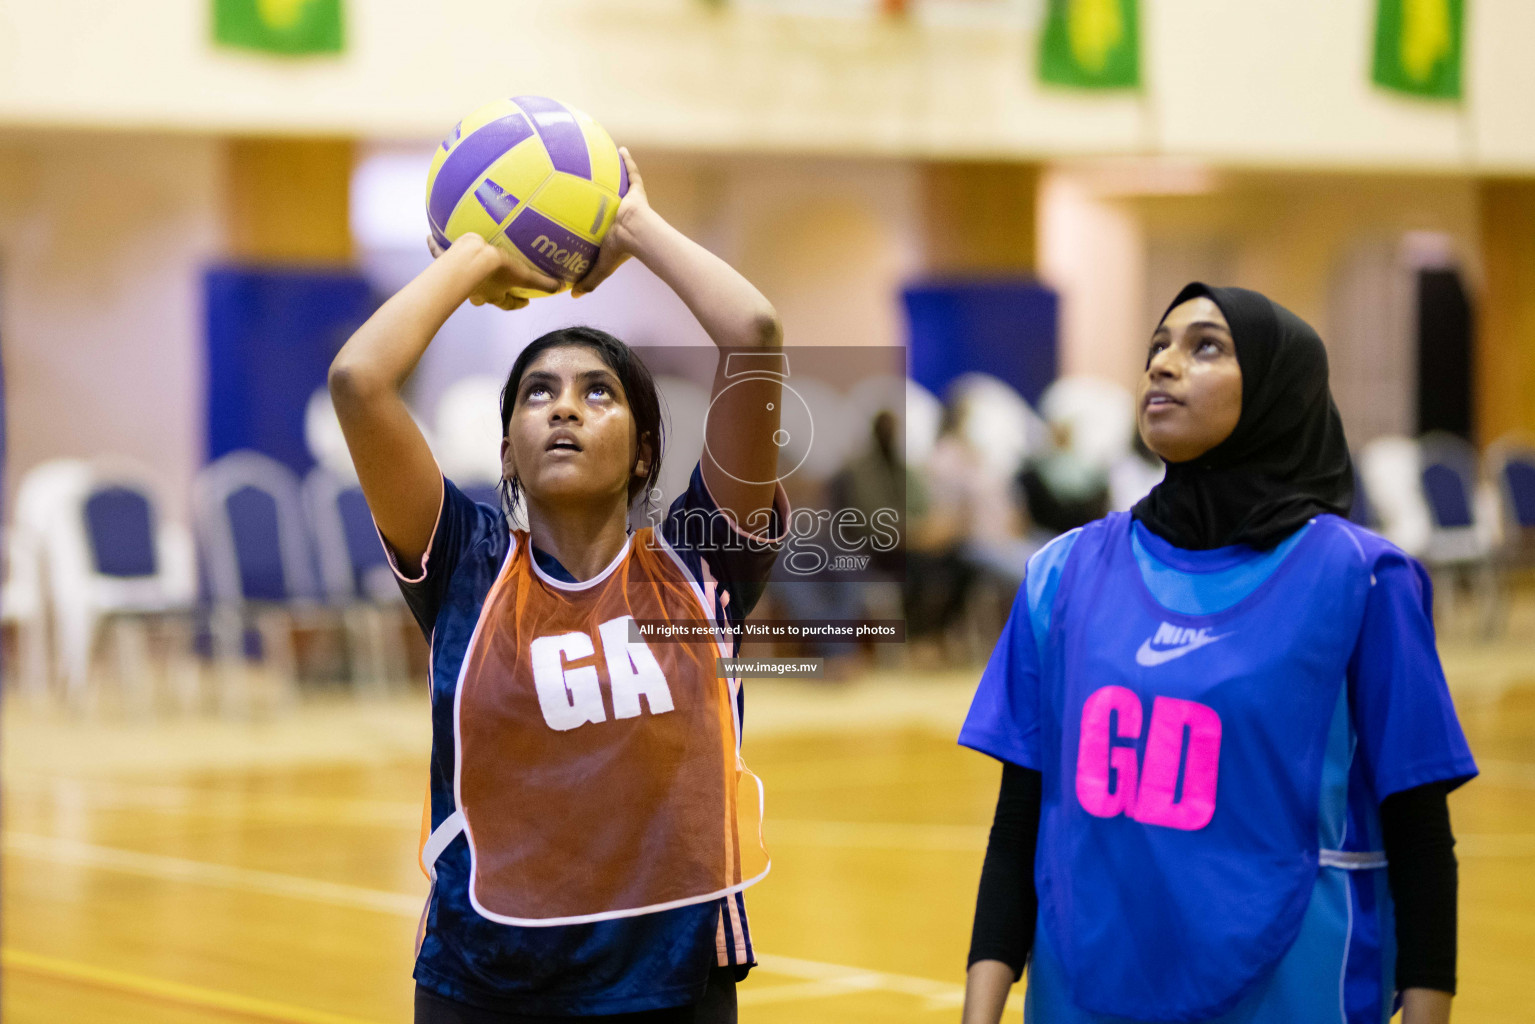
left=530, top=615, right=673, bottom=731
left=530, top=234, right=591, bottom=276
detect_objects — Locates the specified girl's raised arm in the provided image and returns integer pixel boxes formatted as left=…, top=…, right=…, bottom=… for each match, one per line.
left=328, top=235, right=559, bottom=575
left=577, top=149, right=783, bottom=529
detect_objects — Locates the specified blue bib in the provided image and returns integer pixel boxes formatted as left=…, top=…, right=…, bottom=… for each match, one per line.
left=1037, top=513, right=1373, bottom=1022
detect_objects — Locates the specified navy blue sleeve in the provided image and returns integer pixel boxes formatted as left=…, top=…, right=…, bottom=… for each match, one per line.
left=380, top=475, right=501, bottom=636
left=1348, top=553, right=1478, bottom=801
left=659, top=463, right=788, bottom=624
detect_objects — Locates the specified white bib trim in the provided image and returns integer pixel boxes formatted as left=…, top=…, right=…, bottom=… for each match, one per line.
left=1318, top=848, right=1387, bottom=870
left=422, top=809, right=466, bottom=881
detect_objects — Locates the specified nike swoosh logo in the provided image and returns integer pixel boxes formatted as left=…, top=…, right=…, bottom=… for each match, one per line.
left=1135, top=633, right=1228, bottom=667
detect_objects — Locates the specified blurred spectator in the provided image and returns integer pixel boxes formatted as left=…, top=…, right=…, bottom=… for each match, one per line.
left=1110, top=429, right=1166, bottom=512
left=922, top=395, right=1028, bottom=549
left=785, top=411, right=907, bottom=672
left=906, top=397, right=1024, bottom=636
left=1017, top=419, right=1110, bottom=535
left=1032, top=375, right=1162, bottom=515
left=828, top=410, right=905, bottom=576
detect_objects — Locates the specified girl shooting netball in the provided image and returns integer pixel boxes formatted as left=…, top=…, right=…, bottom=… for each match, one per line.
left=959, top=285, right=1475, bottom=1024
left=329, top=144, right=786, bottom=1023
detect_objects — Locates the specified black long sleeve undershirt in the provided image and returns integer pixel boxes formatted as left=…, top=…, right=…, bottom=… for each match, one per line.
left=968, top=763, right=1041, bottom=981
left=967, top=767, right=1458, bottom=994
left=1379, top=780, right=1459, bottom=994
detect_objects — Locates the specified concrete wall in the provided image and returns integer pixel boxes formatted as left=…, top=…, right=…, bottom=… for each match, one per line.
left=1040, top=168, right=1483, bottom=445
left=0, top=133, right=224, bottom=520
left=3, top=1, right=1535, bottom=170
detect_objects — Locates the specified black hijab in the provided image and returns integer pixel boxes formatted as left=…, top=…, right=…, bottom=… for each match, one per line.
left=1131, top=283, right=1353, bottom=551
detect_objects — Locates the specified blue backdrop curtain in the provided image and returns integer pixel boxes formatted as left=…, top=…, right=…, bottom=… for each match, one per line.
left=902, top=279, right=1058, bottom=406
left=204, top=266, right=374, bottom=474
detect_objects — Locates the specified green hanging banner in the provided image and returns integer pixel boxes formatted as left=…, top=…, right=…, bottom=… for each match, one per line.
left=214, top=0, right=344, bottom=56
left=1372, top=0, right=1464, bottom=100
left=1038, top=0, right=1140, bottom=90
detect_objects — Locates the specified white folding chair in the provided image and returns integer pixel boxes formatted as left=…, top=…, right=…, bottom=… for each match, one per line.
left=4, top=460, right=92, bottom=701
left=304, top=467, right=408, bottom=692
left=1415, top=433, right=1497, bottom=634
left=194, top=451, right=320, bottom=715
left=1359, top=435, right=1432, bottom=556
left=10, top=458, right=197, bottom=713
left=1481, top=433, right=1535, bottom=635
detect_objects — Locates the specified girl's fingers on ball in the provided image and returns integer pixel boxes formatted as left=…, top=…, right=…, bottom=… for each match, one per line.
left=520, top=265, right=562, bottom=293
left=492, top=249, right=559, bottom=294
left=618, top=147, right=641, bottom=186
left=576, top=249, right=628, bottom=297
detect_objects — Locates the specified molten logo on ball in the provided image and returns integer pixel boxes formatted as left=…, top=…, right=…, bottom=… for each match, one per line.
left=531, top=236, right=592, bottom=277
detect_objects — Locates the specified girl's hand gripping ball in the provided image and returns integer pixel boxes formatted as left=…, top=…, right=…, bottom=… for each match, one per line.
left=573, top=148, right=648, bottom=298
left=424, top=96, right=630, bottom=300
left=427, top=232, right=561, bottom=311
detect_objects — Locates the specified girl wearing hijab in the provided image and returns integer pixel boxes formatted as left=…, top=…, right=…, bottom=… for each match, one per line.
left=957, top=284, right=1476, bottom=1024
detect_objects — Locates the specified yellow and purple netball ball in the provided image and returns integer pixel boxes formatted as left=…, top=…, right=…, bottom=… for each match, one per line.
left=425, top=96, right=628, bottom=295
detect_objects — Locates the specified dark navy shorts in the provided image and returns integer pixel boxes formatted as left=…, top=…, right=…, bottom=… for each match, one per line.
left=413, top=968, right=738, bottom=1024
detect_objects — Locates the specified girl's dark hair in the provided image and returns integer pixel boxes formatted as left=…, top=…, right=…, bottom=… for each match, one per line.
left=498, top=326, right=665, bottom=515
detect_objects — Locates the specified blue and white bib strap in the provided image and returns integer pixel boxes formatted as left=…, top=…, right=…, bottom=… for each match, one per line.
left=1318, top=848, right=1388, bottom=870
left=422, top=810, right=466, bottom=881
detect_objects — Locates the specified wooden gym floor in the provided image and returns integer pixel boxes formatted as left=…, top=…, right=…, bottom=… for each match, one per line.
left=3, top=644, right=1534, bottom=1023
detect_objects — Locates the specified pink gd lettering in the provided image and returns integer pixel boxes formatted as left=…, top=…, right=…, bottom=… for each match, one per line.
left=1075, top=685, right=1142, bottom=819
left=1076, top=687, right=1222, bottom=832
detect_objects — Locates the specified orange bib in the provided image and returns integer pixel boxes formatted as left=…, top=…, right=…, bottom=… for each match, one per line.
left=442, top=529, right=767, bottom=926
